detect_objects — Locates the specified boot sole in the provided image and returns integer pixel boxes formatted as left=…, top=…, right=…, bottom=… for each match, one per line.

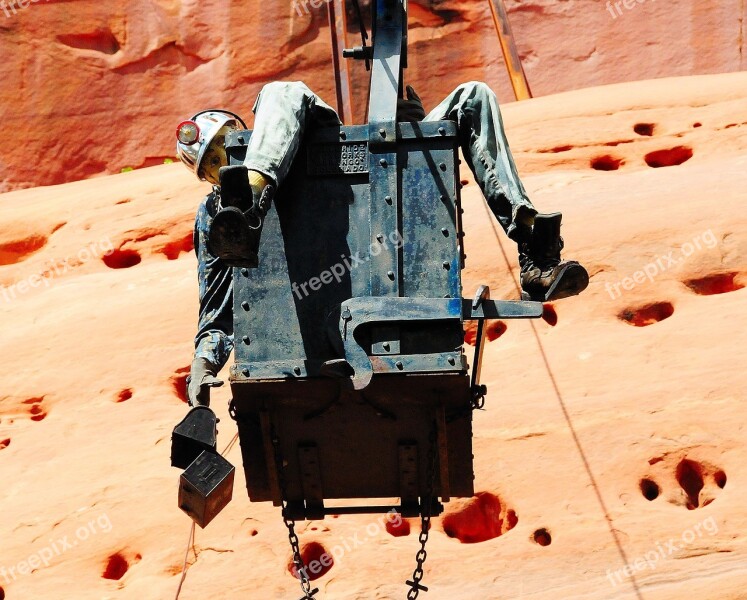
left=208, top=206, right=260, bottom=268
left=521, top=263, right=589, bottom=302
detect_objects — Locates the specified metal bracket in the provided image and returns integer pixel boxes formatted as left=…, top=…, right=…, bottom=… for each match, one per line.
left=338, top=296, right=463, bottom=390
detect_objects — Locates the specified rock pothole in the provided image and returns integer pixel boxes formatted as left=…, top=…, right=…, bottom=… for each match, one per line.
left=103, top=249, right=141, bottom=269
left=590, top=155, right=624, bottom=171
left=441, top=492, right=518, bottom=544
left=532, top=528, right=552, bottom=546
left=116, top=389, right=133, bottom=403
left=102, top=551, right=140, bottom=580
left=287, top=541, right=333, bottom=581
left=684, top=272, right=744, bottom=296
left=0, top=234, right=48, bottom=266
left=645, top=146, right=693, bottom=168
left=633, top=123, right=656, bottom=136
left=619, top=302, right=674, bottom=327
left=640, top=478, right=660, bottom=501
left=171, top=367, right=190, bottom=404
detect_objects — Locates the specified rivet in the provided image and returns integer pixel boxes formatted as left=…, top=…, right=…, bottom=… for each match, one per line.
left=379, top=128, right=387, bottom=138
left=442, top=261, right=450, bottom=270
left=448, top=357, right=456, bottom=366
left=242, top=368, right=250, bottom=376
left=438, top=127, right=446, bottom=136
left=240, top=268, right=249, bottom=276
left=238, top=136, right=245, bottom=144
left=440, top=195, right=446, bottom=202
left=243, top=336, right=251, bottom=344
left=439, top=162, right=447, bottom=171
left=241, top=301, right=250, bottom=311
left=383, top=342, right=391, bottom=351
left=441, top=228, right=449, bottom=237
left=387, top=270, right=395, bottom=280
left=380, top=159, right=388, bottom=168
left=293, top=366, right=301, bottom=375
left=385, top=195, right=393, bottom=205
left=340, top=131, right=347, bottom=140
left=376, top=234, right=384, bottom=242
left=396, top=361, right=404, bottom=370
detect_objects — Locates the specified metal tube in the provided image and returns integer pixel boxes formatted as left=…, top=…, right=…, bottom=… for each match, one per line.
left=486, top=0, right=533, bottom=101
left=327, top=0, right=355, bottom=123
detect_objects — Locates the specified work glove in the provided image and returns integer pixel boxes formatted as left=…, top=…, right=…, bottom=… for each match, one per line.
left=186, top=357, right=224, bottom=407
left=397, top=85, right=426, bottom=123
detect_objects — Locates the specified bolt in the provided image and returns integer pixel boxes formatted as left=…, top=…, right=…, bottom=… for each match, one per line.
left=441, top=228, right=449, bottom=236
left=448, top=357, right=456, bottom=366
left=241, top=301, right=250, bottom=311
left=442, top=261, right=450, bottom=270
left=387, top=270, right=395, bottom=280
left=439, top=162, right=447, bottom=171
left=243, top=336, right=251, bottom=345
left=241, top=268, right=249, bottom=276
left=396, top=361, right=404, bottom=370
left=385, top=195, right=393, bottom=205
left=293, top=366, right=301, bottom=375
left=242, top=368, right=250, bottom=376
left=340, top=131, right=347, bottom=140
left=383, top=342, right=391, bottom=351
left=238, top=136, right=245, bottom=144
left=380, top=159, right=388, bottom=168
left=376, top=234, right=384, bottom=242
left=379, top=128, right=387, bottom=138
left=438, top=127, right=446, bottom=136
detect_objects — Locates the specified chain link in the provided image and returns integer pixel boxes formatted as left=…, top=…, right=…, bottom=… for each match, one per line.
left=271, top=429, right=318, bottom=600
left=406, top=422, right=438, bottom=599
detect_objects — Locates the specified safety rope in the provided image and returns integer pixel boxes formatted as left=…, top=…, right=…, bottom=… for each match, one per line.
left=174, top=431, right=239, bottom=600
left=483, top=201, right=644, bottom=600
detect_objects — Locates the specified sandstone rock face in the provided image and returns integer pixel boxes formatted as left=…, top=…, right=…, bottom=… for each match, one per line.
left=0, top=0, right=745, bottom=191
left=0, top=71, right=745, bottom=599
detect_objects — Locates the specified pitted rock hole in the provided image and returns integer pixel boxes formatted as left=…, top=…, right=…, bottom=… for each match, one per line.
left=591, top=155, right=623, bottom=171
left=442, top=492, right=518, bottom=544
left=533, top=528, right=552, bottom=546
left=633, top=123, right=656, bottom=136
left=103, top=249, right=141, bottom=269
left=640, top=478, right=660, bottom=501
left=619, top=302, right=674, bottom=327
left=645, top=146, right=693, bottom=168
left=684, top=272, right=744, bottom=296
left=102, top=552, right=130, bottom=580
left=287, top=541, right=333, bottom=580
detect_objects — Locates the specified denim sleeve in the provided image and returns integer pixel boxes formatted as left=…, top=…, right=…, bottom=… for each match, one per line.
left=193, top=191, right=234, bottom=369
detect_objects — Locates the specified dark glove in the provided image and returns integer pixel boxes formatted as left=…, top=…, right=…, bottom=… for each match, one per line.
left=397, top=85, right=426, bottom=123
left=187, top=357, right=224, bottom=407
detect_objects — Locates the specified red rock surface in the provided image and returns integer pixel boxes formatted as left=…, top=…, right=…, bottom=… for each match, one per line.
left=1, top=71, right=746, bottom=599
left=0, top=0, right=745, bottom=191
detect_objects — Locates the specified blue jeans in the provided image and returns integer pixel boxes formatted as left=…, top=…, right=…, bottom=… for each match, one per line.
left=245, top=81, right=537, bottom=241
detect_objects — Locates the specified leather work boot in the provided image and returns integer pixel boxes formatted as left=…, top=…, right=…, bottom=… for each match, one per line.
left=519, top=212, right=589, bottom=302
left=208, top=165, right=275, bottom=268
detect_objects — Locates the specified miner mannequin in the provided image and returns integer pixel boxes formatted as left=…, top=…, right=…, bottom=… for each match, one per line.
left=176, top=81, right=589, bottom=407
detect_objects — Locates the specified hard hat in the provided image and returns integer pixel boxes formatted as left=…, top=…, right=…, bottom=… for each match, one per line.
left=176, top=109, right=247, bottom=180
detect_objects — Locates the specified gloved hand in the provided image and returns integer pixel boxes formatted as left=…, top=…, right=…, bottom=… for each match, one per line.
left=187, top=357, right=224, bottom=407
left=397, top=85, right=426, bottom=123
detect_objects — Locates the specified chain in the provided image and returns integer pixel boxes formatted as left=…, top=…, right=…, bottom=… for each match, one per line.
left=406, top=421, right=438, bottom=599
left=270, top=429, right=319, bottom=600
